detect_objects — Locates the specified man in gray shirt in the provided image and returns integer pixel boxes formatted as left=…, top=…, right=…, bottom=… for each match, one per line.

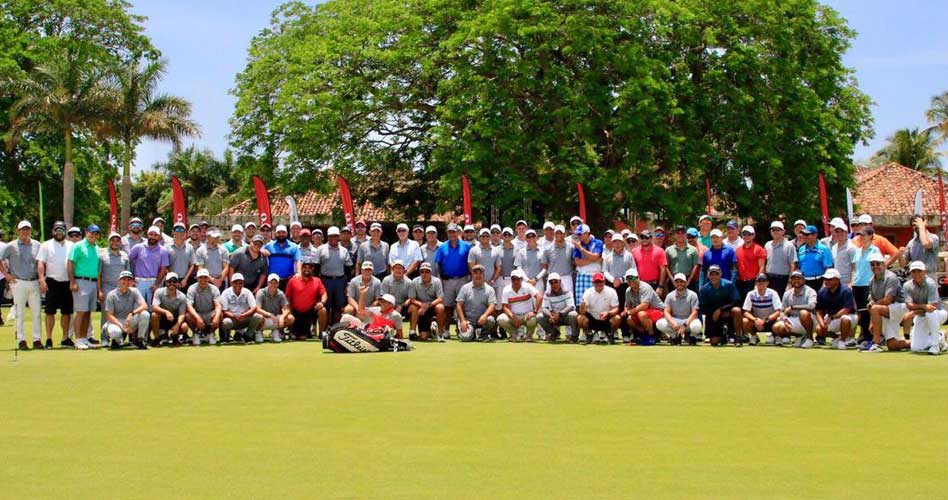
left=168, top=224, right=196, bottom=288
left=829, top=221, right=855, bottom=285
left=455, top=264, right=497, bottom=341
left=764, top=221, right=797, bottom=297
left=866, top=253, right=910, bottom=352
left=103, top=271, right=150, bottom=349
left=256, top=273, right=291, bottom=342
left=98, top=233, right=130, bottom=335
left=407, top=262, right=445, bottom=340
left=0, top=221, right=42, bottom=350
left=902, top=216, right=940, bottom=283
left=345, top=261, right=383, bottom=317
left=381, top=260, right=412, bottom=315
left=196, top=231, right=229, bottom=289
left=773, top=271, right=817, bottom=348
left=903, top=261, right=948, bottom=354
left=544, top=225, right=575, bottom=297
left=622, top=269, right=664, bottom=344
left=468, top=229, right=501, bottom=287
left=356, top=223, right=389, bottom=279
left=220, top=273, right=264, bottom=343
left=656, top=273, right=702, bottom=344
left=186, top=269, right=222, bottom=345
left=229, top=236, right=269, bottom=295
left=537, top=272, right=578, bottom=342
left=150, top=272, right=189, bottom=345
left=419, top=226, right=441, bottom=277
left=515, top=229, right=548, bottom=294
left=317, top=226, right=352, bottom=325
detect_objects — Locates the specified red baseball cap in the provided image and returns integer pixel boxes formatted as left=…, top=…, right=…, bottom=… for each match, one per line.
left=355, top=220, right=367, bottom=228
left=299, top=229, right=312, bottom=237
left=592, top=272, right=605, bottom=282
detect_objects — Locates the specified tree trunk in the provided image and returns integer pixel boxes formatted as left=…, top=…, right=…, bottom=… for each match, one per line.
left=121, top=139, right=132, bottom=230
left=63, top=130, right=74, bottom=227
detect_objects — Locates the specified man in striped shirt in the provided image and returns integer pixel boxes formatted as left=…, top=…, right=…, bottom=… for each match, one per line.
left=537, top=272, right=578, bottom=342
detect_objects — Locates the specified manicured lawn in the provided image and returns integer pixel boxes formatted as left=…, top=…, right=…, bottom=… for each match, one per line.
left=1, top=310, right=946, bottom=499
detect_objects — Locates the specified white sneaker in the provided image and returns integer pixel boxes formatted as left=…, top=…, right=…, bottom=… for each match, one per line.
left=864, top=343, right=883, bottom=353
left=76, top=338, right=89, bottom=350
left=845, top=338, right=858, bottom=347
left=517, top=326, right=527, bottom=341
left=255, top=332, right=264, bottom=343
left=272, top=330, right=283, bottom=343
left=430, top=322, right=440, bottom=340
left=793, top=337, right=804, bottom=348
left=801, top=338, right=814, bottom=349
left=564, top=326, right=572, bottom=339
left=837, top=339, right=847, bottom=350
left=766, top=335, right=777, bottom=345
left=193, top=334, right=202, bottom=346
left=749, top=334, right=759, bottom=346
left=781, top=336, right=792, bottom=346
left=208, top=334, right=217, bottom=345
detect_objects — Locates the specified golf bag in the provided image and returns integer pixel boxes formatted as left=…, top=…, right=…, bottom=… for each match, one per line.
left=322, top=319, right=412, bottom=353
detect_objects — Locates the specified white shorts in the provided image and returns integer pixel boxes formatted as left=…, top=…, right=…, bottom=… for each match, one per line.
left=882, top=303, right=909, bottom=340
left=781, top=316, right=808, bottom=335
left=262, top=317, right=282, bottom=331
left=825, top=314, right=857, bottom=334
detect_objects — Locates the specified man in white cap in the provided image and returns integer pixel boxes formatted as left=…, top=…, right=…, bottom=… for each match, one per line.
left=345, top=261, right=382, bottom=316
left=701, top=229, right=737, bottom=283
left=407, top=262, right=445, bottom=341
left=741, top=274, right=782, bottom=345
left=316, top=226, right=351, bottom=325
left=901, top=215, right=939, bottom=283
left=773, top=271, right=817, bottom=347
left=489, top=224, right=502, bottom=248
left=289, top=221, right=303, bottom=244
left=122, top=217, right=145, bottom=253
left=228, top=234, right=268, bottom=295
left=462, top=224, right=476, bottom=243
left=765, top=220, right=796, bottom=297
left=657, top=273, right=702, bottom=345
left=494, top=227, right=519, bottom=312
left=734, top=225, right=766, bottom=299
left=129, top=225, right=170, bottom=306
left=152, top=217, right=174, bottom=246
left=264, top=224, right=301, bottom=290
left=903, top=261, right=948, bottom=354
left=340, top=292, right=404, bottom=337
left=497, top=269, right=542, bottom=341
left=792, top=219, right=808, bottom=249
left=196, top=228, right=230, bottom=290
left=864, top=254, right=910, bottom=353
left=419, top=226, right=441, bottom=277
left=220, top=273, right=264, bottom=343
left=697, top=215, right=713, bottom=248
left=576, top=272, right=619, bottom=344
left=602, top=232, right=635, bottom=304
left=37, top=221, right=74, bottom=348
left=356, top=222, right=389, bottom=279
left=828, top=219, right=854, bottom=286
left=186, top=268, right=222, bottom=345
left=0, top=221, right=42, bottom=350
left=188, top=223, right=203, bottom=251
left=514, top=228, right=548, bottom=295
left=572, top=224, right=603, bottom=308
left=455, top=264, right=497, bottom=341
left=389, top=223, right=422, bottom=276
left=540, top=221, right=556, bottom=251
left=242, top=222, right=257, bottom=246
left=621, top=268, right=664, bottom=345
left=567, top=216, right=583, bottom=246
left=102, top=270, right=150, bottom=349
left=513, top=219, right=529, bottom=251
left=537, top=272, right=578, bottom=342
left=223, top=224, right=245, bottom=254
left=381, top=259, right=412, bottom=317
left=544, top=224, right=574, bottom=296
left=815, top=268, right=857, bottom=349
left=468, top=228, right=501, bottom=289
left=256, top=273, right=293, bottom=342
left=150, top=272, right=189, bottom=345
left=296, top=228, right=317, bottom=264
left=98, top=232, right=130, bottom=337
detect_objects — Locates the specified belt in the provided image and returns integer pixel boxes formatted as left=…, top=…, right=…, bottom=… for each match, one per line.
left=15, top=277, right=37, bottom=282
left=320, top=275, right=344, bottom=279
left=443, top=275, right=467, bottom=280
left=135, top=277, right=157, bottom=282
left=76, top=276, right=97, bottom=281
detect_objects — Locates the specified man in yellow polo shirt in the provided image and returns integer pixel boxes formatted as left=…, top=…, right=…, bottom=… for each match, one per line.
left=68, top=225, right=101, bottom=350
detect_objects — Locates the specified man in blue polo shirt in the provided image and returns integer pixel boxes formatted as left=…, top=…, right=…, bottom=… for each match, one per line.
left=699, top=264, right=743, bottom=346
left=797, top=225, right=833, bottom=291
left=264, top=224, right=301, bottom=291
left=701, top=229, right=737, bottom=282
left=435, top=223, right=472, bottom=337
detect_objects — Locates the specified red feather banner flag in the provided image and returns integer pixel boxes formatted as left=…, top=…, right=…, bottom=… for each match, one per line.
left=818, top=171, right=830, bottom=236
left=108, top=179, right=119, bottom=232
left=576, top=182, right=587, bottom=222
left=171, top=176, right=188, bottom=228
left=337, top=175, right=355, bottom=228
left=938, top=170, right=948, bottom=252
left=253, top=175, right=272, bottom=228
left=461, top=175, right=472, bottom=225
left=705, top=178, right=713, bottom=216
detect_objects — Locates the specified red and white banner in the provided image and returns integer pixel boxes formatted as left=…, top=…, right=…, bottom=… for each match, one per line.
left=576, top=182, right=587, bottom=222
left=253, top=175, right=271, bottom=227
left=818, top=171, right=830, bottom=236
left=171, top=176, right=187, bottom=227
left=461, top=175, right=472, bottom=225
left=337, top=175, right=355, bottom=228
left=706, top=178, right=713, bottom=216
left=108, top=179, right=119, bottom=232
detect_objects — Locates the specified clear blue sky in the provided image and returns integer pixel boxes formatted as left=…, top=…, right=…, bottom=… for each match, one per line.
left=130, top=0, right=948, bottom=172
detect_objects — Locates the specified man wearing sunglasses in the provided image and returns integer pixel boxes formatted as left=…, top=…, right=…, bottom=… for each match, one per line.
left=150, top=272, right=189, bottom=345
left=37, top=221, right=75, bottom=348
left=765, top=221, right=796, bottom=297
left=122, top=217, right=145, bottom=253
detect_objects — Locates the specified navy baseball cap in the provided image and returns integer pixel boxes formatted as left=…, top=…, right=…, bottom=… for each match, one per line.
left=802, top=225, right=818, bottom=235
left=574, top=224, right=590, bottom=236
left=86, top=224, right=100, bottom=233
left=726, top=220, right=739, bottom=229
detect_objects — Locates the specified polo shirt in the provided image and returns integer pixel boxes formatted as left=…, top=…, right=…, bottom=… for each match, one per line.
left=602, top=249, right=635, bottom=283
left=701, top=245, right=737, bottom=281
left=68, top=239, right=100, bottom=279
left=542, top=289, right=575, bottom=314
left=196, top=244, right=229, bottom=278
left=624, top=281, right=663, bottom=310
left=515, top=247, right=547, bottom=280
left=816, top=284, right=856, bottom=316
left=222, top=239, right=245, bottom=254
left=765, top=239, right=797, bottom=275
left=573, top=237, right=604, bottom=274
left=105, top=287, right=144, bottom=318
left=347, top=275, right=382, bottom=304
left=434, top=240, right=471, bottom=278
left=129, top=242, right=170, bottom=279
left=168, top=242, right=195, bottom=278
left=831, top=240, right=856, bottom=285
left=419, top=242, right=441, bottom=277
left=869, top=270, right=903, bottom=303
left=468, top=244, right=500, bottom=274
left=497, top=245, right=517, bottom=277
left=852, top=233, right=899, bottom=257
left=664, top=289, right=699, bottom=319
left=256, top=288, right=288, bottom=316
left=501, top=283, right=539, bottom=315
left=544, top=242, right=574, bottom=276
left=734, top=243, right=766, bottom=282
left=905, top=234, right=940, bottom=282
left=797, top=242, right=833, bottom=279
left=782, top=285, right=817, bottom=316
left=742, top=288, right=782, bottom=318
left=186, top=283, right=221, bottom=313
left=316, top=243, right=351, bottom=277
left=665, top=244, right=698, bottom=278
left=220, top=286, right=257, bottom=315
left=0, top=239, right=40, bottom=280
left=285, top=275, right=326, bottom=312
left=229, top=247, right=269, bottom=288
left=850, top=245, right=881, bottom=287
left=388, top=239, right=421, bottom=267
left=99, top=249, right=130, bottom=287
left=356, top=240, right=389, bottom=273
left=698, top=279, right=740, bottom=315
left=456, top=281, right=496, bottom=319
left=381, top=275, right=412, bottom=305
left=264, top=239, right=301, bottom=279
left=631, top=244, right=667, bottom=282
left=409, top=276, right=443, bottom=303
left=903, top=277, right=940, bottom=307
left=152, top=286, right=187, bottom=315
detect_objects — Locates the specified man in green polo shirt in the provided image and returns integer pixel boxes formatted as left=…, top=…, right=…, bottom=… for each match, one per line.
left=665, top=225, right=700, bottom=292
left=68, top=225, right=101, bottom=350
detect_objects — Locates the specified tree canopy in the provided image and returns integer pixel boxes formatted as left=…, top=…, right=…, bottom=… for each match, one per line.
left=231, top=0, right=873, bottom=227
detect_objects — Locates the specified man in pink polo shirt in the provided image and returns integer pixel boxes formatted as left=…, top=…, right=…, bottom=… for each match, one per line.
left=632, top=230, right=669, bottom=299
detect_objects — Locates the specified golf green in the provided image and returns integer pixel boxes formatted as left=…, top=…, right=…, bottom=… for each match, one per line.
left=1, top=314, right=946, bottom=499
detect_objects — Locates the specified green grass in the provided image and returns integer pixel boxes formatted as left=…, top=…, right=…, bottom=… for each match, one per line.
left=1, top=309, right=947, bottom=499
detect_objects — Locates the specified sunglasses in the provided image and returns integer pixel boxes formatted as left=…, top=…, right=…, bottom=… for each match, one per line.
left=166, top=279, right=179, bottom=283
left=654, top=233, right=665, bottom=238
left=626, top=276, right=639, bottom=281
left=870, top=262, right=884, bottom=267
left=420, top=269, right=431, bottom=273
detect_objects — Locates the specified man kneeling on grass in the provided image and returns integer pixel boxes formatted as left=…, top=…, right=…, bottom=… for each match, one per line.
left=220, top=273, right=264, bottom=343
left=698, top=265, right=742, bottom=346
left=150, top=272, right=189, bottom=346
left=186, top=269, right=222, bottom=346
left=576, top=272, right=619, bottom=345
left=864, top=253, right=911, bottom=353
left=407, top=262, right=446, bottom=341
left=621, top=268, right=664, bottom=345
left=656, top=273, right=702, bottom=345
left=903, top=261, right=948, bottom=355
left=815, top=268, right=858, bottom=350
left=537, top=272, right=578, bottom=342
left=741, top=273, right=782, bottom=346
left=455, top=264, right=497, bottom=342
left=103, top=270, right=150, bottom=350
left=498, top=269, right=542, bottom=342
left=256, top=273, right=293, bottom=343
left=773, top=271, right=817, bottom=348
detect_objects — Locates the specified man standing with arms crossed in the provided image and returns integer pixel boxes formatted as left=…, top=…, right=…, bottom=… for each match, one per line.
left=68, top=225, right=101, bottom=350
left=168, top=222, right=196, bottom=292
left=316, top=226, right=351, bottom=326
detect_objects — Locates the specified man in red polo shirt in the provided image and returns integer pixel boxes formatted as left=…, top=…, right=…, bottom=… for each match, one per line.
left=632, top=230, right=669, bottom=298
left=285, top=259, right=328, bottom=340
left=734, top=225, right=767, bottom=299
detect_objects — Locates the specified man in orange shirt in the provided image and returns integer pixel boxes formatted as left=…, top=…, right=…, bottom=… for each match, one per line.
left=851, top=214, right=899, bottom=267
left=285, top=259, right=328, bottom=340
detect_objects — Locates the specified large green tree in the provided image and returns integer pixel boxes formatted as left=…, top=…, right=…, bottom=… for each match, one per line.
left=231, top=0, right=873, bottom=227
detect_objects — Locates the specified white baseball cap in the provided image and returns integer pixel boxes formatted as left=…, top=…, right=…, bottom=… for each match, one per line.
left=543, top=221, right=555, bottom=230
left=770, top=221, right=784, bottom=230
left=380, top=293, right=396, bottom=305
left=858, top=214, right=873, bottom=224
left=425, top=225, right=437, bottom=234
left=463, top=224, right=475, bottom=232
left=710, top=229, right=723, bottom=238
left=479, top=228, right=490, bottom=236
left=793, top=219, right=806, bottom=227
left=741, top=225, right=755, bottom=234
left=152, top=217, right=165, bottom=225
left=391, top=259, right=405, bottom=269
left=868, top=253, right=885, bottom=263
left=611, top=233, right=624, bottom=242
left=525, top=229, right=537, bottom=237
left=17, top=220, right=31, bottom=230
left=510, top=269, right=525, bottom=279
left=208, top=229, right=222, bottom=238
left=361, top=261, right=374, bottom=270
left=164, top=272, right=179, bottom=282
left=569, top=216, right=583, bottom=224
left=624, top=268, right=639, bottom=278
left=267, top=273, right=280, bottom=282
left=502, top=227, right=514, bottom=236
left=673, top=273, right=687, bottom=282
left=490, top=224, right=502, bottom=232
left=231, top=224, right=244, bottom=233
left=554, top=225, right=566, bottom=234
left=147, top=225, right=161, bottom=235
left=909, top=261, right=927, bottom=272
left=822, top=268, right=841, bottom=280
left=327, top=226, right=340, bottom=236
left=230, top=273, right=245, bottom=282
left=370, top=222, right=383, bottom=231
left=515, top=219, right=528, bottom=227
left=290, top=221, right=302, bottom=228
left=547, top=272, right=561, bottom=281
left=396, top=223, right=409, bottom=231
left=275, top=224, right=288, bottom=233
left=830, top=219, right=848, bottom=231
left=196, top=269, right=210, bottom=278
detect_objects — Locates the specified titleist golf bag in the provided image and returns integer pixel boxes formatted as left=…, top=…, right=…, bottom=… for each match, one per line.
left=322, top=317, right=412, bottom=353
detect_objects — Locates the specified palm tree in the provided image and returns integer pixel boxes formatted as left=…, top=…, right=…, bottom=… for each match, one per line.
left=5, top=54, right=115, bottom=226
left=925, top=91, right=948, bottom=145
left=873, top=127, right=942, bottom=173
left=105, top=58, right=199, bottom=229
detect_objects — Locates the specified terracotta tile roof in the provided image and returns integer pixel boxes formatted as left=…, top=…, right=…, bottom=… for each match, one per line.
left=854, top=163, right=943, bottom=216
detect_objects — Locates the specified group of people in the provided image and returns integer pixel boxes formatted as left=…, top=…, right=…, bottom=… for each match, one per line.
left=1, top=211, right=946, bottom=355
